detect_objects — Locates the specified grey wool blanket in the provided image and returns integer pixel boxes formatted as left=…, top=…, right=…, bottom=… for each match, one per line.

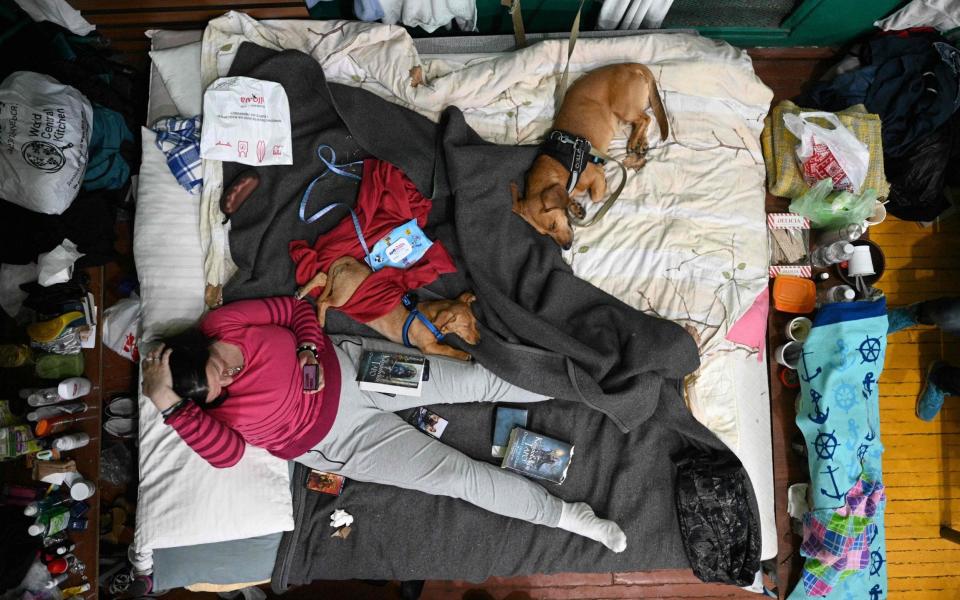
left=217, top=44, right=758, bottom=584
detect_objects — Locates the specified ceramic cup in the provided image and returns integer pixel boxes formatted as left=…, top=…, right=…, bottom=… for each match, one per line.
left=847, top=244, right=876, bottom=277
left=775, top=340, right=803, bottom=369
left=864, top=201, right=887, bottom=228
left=785, top=316, right=813, bottom=342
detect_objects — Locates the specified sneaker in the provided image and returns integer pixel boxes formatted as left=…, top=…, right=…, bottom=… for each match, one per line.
left=24, top=377, right=92, bottom=406
left=917, top=361, right=949, bottom=421
left=27, top=311, right=86, bottom=343
left=105, top=395, right=136, bottom=419
left=887, top=305, right=920, bottom=334
left=35, top=353, right=84, bottom=379
left=104, top=417, right=136, bottom=439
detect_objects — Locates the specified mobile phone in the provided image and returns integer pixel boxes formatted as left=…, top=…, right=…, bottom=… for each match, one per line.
left=302, top=363, right=320, bottom=391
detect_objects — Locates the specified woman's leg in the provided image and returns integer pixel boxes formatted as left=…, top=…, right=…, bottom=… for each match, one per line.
left=297, top=409, right=626, bottom=552
left=916, top=361, right=960, bottom=421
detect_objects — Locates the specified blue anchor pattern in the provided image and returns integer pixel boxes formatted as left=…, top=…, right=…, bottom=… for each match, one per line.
left=790, top=305, right=889, bottom=600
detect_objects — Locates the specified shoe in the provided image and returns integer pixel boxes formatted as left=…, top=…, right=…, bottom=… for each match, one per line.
left=917, top=361, right=949, bottom=421
left=104, top=417, right=136, bottom=439
left=24, top=377, right=91, bottom=406
left=35, top=353, right=84, bottom=379
left=0, top=344, right=32, bottom=368
left=27, top=311, right=85, bottom=343
left=105, top=395, right=136, bottom=419
left=886, top=305, right=919, bottom=334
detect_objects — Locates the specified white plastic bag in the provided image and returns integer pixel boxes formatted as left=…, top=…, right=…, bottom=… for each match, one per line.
left=783, top=111, right=869, bottom=194
left=199, top=76, right=293, bottom=166
left=0, top=71, right=93, bottom=214
left=102, top=295, right=141, bottom=362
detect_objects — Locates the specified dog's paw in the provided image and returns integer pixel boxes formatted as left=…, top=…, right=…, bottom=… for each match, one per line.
left=622, top=155, right=647, bottom=170
left=568, top=202, right=586, bottom=219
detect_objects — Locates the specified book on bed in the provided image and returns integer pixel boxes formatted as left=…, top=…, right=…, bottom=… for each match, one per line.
left=492, top=407, right=528, bottom=457
left=501, top=428, right=574, bottom=484
left=356, top=350, right=428, bottom=397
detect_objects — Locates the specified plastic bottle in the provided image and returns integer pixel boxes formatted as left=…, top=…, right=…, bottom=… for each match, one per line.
left=34, top=414, right=94, bottom=437
left=23, top=492, right=71, bottom=517
left=62, top=583, right=91, bottom=598
left=41, top=541, right=76, bottom=562
left=27, top=506, right=71, bottom=537
left=817, top=223, right=864, bottom=246
left=27, top=401, right=88, bottom=422
left=818, top=284, right=856, bottom=305
left=811, top=242, right=856, bottom=268
left=51, top=432, right=90, bottom=452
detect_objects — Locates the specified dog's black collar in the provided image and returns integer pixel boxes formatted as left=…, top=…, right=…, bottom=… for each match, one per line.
left=539, top=130, right=606, bottom=194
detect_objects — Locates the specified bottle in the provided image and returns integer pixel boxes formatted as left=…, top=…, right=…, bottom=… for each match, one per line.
left=23, top=491, right=71, bottom=517
left=817, top=223, right=864, bottom=246
left=27, top=506, right=71, bottom=537
left=51, top=432, right=91, bottom=452
left=62, top=583, right=91, bottom=598
left=811, top=241, right=855, bottom=268
left=27, top=401, right=88, bottom=422
left=34, top=414, right=95, bottom=437
left=42, top=541, right=76, bottom=562
left=818, top=284, right=856, bottom=305
left=42, top=573, right=68, bottom=589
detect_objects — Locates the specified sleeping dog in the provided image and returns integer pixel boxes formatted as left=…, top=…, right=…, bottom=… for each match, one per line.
left=296, top=256, right=480, bottom=361
left=512, top=63, right=669, bottom=249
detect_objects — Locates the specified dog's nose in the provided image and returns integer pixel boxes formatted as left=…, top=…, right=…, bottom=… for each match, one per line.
left=562, top=242, right=573, bottom=251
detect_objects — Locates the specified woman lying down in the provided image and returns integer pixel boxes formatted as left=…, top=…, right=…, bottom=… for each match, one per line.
left=141, top=296, right=626, bottom=552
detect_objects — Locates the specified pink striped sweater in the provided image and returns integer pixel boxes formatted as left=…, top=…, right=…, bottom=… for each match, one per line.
left=164, top=297, right=341, bottom=468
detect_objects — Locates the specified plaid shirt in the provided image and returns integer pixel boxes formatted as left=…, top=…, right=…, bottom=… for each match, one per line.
left=153, top=116, right=202, bottom=195
left=800, top=478, right=886, bottom=596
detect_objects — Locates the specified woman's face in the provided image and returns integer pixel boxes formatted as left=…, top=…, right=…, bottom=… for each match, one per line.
left=204, top=351, right=235, bottom=402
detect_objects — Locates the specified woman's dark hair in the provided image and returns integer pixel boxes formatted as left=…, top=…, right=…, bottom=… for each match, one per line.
left=162, top=328, right=226, bottom=408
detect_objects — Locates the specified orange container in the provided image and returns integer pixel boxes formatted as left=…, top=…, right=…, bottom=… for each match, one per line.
left=772, top=276, right=816, bottom=314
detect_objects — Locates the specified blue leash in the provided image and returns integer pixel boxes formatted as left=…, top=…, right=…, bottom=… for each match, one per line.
left=401, top=294, right=446, bottom=348
left=298, top=145, right=372, bottom=261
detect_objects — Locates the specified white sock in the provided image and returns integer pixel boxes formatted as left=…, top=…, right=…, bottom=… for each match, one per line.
left=556, top=501, right=627, bottom=553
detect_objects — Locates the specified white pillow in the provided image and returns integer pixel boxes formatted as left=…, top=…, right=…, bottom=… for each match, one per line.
left=132, top=129, right=293, bottom=556
left=149, top=42, right=203, bottom=117
left=875, top=0, right=960, bottom=32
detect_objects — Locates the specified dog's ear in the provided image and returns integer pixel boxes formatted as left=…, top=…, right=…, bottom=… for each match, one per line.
left=510, top=182, right=523, bottom=216
left=540, top=183, right=569, bottom=213
left=458, top=292, right=477, bottom=305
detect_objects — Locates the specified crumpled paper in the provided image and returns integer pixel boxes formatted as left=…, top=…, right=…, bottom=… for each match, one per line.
left=330, top=508, right=353, bottom=528
left=38, top=239, right=84, bottom=286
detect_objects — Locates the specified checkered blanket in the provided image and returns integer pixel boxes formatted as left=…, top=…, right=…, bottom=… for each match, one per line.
left=800, top=477, right=886, bottom=596
left=153, top=117, right=202, bottom=195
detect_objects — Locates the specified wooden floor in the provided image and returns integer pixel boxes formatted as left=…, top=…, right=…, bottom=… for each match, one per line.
left=68, top=3, right=960, bottom=598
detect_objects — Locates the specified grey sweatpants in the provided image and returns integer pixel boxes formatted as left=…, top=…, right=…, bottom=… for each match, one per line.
left=294, top=337, right=562, bottom=527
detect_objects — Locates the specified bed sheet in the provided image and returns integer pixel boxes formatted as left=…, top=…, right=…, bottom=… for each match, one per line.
left=196, top=13, right=775, bottom=559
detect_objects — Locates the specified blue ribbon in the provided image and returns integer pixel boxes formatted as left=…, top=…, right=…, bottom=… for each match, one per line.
left=298, top=145, right=372, bottom=261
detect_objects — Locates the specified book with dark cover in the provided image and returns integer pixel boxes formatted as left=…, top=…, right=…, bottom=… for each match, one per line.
left=356, top=350, right=427, bottom=397
left=500, top=427, right=574, bottom=484
left=491, top=407, right=528, bottom=457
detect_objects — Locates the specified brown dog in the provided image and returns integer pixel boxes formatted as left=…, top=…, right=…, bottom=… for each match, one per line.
left=512, top=63, right=669, bottom=249
left=297, top=256, right=480, bottom=361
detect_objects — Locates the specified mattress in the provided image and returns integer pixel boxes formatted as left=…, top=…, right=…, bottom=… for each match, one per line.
left=135, top=17, right=776, bottom=582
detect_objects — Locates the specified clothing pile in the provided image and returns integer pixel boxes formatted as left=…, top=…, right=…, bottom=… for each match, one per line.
left=0, top=1, right=139, bottom=272
left=799, top=28, right=960, bottom=221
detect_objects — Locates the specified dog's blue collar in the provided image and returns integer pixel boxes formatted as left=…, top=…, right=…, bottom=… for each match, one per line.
left=539, top=130, right=606, bottom=194
left=401, top=294, right=445, bottom=349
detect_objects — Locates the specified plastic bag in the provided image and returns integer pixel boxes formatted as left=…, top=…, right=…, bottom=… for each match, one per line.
left=102, top=295, right=141, bottom=362
left=885, top=113, right=960, bottom=221
left=199, top=76, right=293, bottom=166
left=783, top=112, right=870, bottom=193
left=0, top=71, right=93, bottom=215
left=788, top=179, right=878, bottom=228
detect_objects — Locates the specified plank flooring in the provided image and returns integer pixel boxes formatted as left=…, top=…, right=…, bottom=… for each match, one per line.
left=69, top=2, right=960, bottom=597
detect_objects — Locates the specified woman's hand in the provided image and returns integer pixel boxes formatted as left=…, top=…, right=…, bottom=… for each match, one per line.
left=142, top=344, right=181, bottom=411
left=298, top=348, right=324, bottom=394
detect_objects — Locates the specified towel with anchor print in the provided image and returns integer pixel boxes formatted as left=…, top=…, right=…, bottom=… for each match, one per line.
left=789, top=298, right=889, bottom=600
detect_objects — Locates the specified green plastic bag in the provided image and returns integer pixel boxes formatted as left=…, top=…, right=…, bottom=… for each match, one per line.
left=788, top=179, right=878, bottom=228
